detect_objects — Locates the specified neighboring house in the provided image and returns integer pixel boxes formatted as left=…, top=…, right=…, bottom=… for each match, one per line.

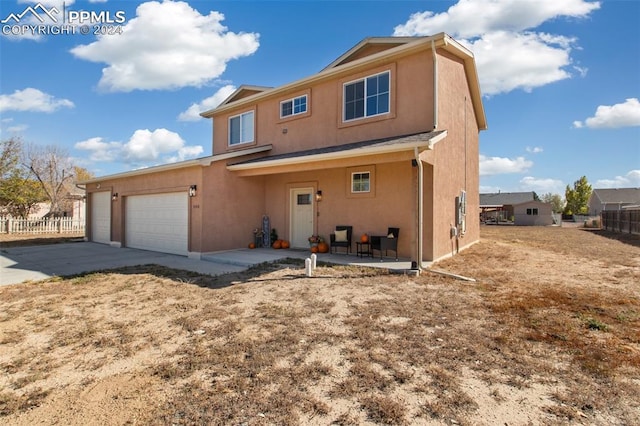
left=512, top=200, right=553, bottom=226
left=81, top=34, right=487, bottom=264
left=588, top=188, right=640, bottom=216
left=479, top=192, right=536, bottom=223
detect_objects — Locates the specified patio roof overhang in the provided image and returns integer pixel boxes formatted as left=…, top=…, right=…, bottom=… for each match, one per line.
left=226, top=130, right=447, bottom=176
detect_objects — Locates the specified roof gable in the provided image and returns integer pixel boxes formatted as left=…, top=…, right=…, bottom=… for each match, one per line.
left=218, top=85, right=273, bottom=107
left=322, top=37, right=421, bottom=70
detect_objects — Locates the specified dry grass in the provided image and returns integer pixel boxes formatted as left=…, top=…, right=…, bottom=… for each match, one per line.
left=0, top=226, right=638, bottom=425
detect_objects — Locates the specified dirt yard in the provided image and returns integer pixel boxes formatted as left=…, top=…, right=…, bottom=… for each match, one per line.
left=1, top=226, right=638, bottom=425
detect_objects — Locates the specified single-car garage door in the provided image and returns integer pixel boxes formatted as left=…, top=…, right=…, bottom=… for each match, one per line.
left=125, top=192, right=188, bottom=255
left=91, top=191, right=111, bottom=244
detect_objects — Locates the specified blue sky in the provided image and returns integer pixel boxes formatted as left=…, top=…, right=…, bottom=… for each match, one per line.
left=1, top=0, right=638, bottom=195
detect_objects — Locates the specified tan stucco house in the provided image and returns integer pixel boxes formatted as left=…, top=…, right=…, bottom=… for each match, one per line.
left=82, top=33, right=487, bottom=265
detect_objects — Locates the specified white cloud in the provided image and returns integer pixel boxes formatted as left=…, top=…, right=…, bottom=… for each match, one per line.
left=75, top=128, right=204, bottom=166
left=69, top=1, right=259, bottom=92
left=75, top=136, right=122, bottom=162
left=178, top=84, right=237, bottom=121
left=479, top=154, right=532, bottom=176
left=595, top=170, right=640, bottom=188
left=519, top=176, right=565, bottom=193
left=573, top=98, right=640, bottom=129
left=463, top=31, right=574, bottom=95
left=393, top=0, right=600, bottom=96
left=0, top=88, right=74, bottom=112
left=394, top=0, right=600, bottom=38
left=526, top=146, right=543, bottom=153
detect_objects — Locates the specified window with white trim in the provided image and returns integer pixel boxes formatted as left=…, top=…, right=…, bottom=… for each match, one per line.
left=280, top=95, right=307, bottom=118
left=526, top=208, right=539, bottom=216
left=343, top=71, right=390, bottom=121
left=229, top=111, right=254, bottom=146
left=351, top=172, right=370, bottom=193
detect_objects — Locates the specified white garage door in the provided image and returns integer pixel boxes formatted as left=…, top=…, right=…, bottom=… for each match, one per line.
left=91, top=191, right=111, bottom=244
left=125, top=193, right=188, bottom=255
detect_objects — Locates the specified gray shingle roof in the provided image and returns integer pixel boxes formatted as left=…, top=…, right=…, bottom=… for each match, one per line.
left=591, top=188, right=640, bottom=204
left=229, top=131, right=447, bottom=166
left=479, top=192, right=536, bottom=207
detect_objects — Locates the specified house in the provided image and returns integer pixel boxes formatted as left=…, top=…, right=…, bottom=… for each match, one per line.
left=479, top=192, right=536, bottom=223
left=81, top=33, right=487, bottom=265
left=588, top=188, right=640, bottom=216
left=512, top=200, right=553, bottom=226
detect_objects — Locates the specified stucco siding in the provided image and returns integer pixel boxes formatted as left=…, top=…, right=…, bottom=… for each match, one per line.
left=428, top=49, right=480, bottom=261
left=212, top=52, right=435, bottom=156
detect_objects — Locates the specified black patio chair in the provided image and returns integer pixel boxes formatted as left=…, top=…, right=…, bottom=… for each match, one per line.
left=371, top=227, right=399, bottom=260
left=330, top=225, right=352, bottom=254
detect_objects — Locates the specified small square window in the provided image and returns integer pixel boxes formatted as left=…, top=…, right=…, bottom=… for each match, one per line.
left=352, top=172, right=370, bottom=193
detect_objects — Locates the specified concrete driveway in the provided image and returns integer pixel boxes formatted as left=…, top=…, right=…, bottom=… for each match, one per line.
left=0, top=242, right=249, bottom=286
left=1, top=242, right=416, bottom=286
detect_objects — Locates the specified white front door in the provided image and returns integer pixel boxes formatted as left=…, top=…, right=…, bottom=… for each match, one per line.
left=290, top=187, right=314, bottom=248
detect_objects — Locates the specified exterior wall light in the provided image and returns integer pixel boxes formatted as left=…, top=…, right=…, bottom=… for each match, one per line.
left=189, top=185, right=197, bottom=197
left=315, top=190, right=323, bottom=202
left=112, top=193, right=118, bottom=201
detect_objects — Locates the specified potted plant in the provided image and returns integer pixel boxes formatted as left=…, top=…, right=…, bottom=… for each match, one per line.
left=308, top=235, right=328, bottom=253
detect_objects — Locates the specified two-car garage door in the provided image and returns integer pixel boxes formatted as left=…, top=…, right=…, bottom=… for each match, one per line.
left=125, top=193, right=188, bottom=256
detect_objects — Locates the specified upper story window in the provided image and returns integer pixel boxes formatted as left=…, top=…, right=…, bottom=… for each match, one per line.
left=343, top=71, right=390, bottom=122
left=229, top=111, right=254, bottom=146
left=280, top=95, right=307, bottom=118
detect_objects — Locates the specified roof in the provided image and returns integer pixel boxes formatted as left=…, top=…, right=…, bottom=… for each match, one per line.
left=201, top=33, right=487, bottom=131
left=322, top=36, right=422, bottom=70
left=480, top=192, right=536, bottom=207
left=591, top=188, right=640, bottom=204
left=228, top=130, right=447, bottom=171
left=218, top=85, right=273, bottom=108
left=79, top=145, right=272, bottom=184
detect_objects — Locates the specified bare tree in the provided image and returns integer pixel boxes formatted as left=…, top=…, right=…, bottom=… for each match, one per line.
left=23, top=144, right=75, bottom=217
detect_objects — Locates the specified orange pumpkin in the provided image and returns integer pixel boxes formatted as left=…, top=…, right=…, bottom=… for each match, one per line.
left=310, top=245, right=319, bottom=253
left=272, top=240, right=282, bottom=249
left=248, top=242, right=256, bottom=249
left=281, top=240, right=290, bottom=249
left=360, top=234, right=369, bottom=243
left=317, top=242, right=329, bottom=253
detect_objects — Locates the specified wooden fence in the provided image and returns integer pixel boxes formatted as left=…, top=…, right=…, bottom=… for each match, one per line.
left=601, top=209, right=640, bottom=235
left=0, top=216, right=85, bottom=235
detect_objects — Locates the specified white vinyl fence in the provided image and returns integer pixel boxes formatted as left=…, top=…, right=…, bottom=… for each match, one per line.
left=0, top=216, right=85, bottom=235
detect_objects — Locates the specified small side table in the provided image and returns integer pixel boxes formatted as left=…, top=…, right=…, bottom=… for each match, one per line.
left=356, top=242, right=372, bottom=258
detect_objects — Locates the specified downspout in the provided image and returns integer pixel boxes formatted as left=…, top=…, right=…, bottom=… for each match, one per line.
left=414, top=147, right=423, bottom=271
left=432, top=39, right=438, bottom=130
left=411, top=39, right=437, bottom=270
